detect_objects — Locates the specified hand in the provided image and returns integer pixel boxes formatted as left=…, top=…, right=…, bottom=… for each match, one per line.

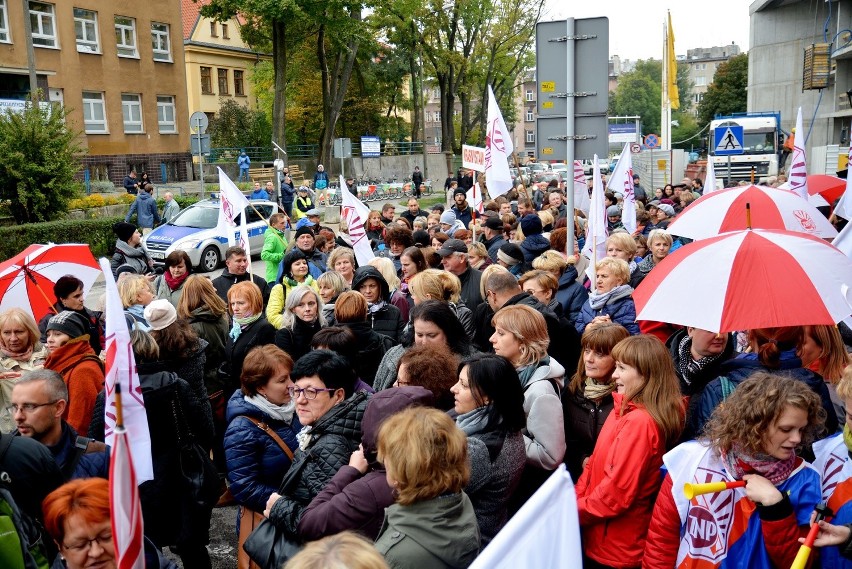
left=799, top=520, right=851, bottom=548
left=581, top=456, right=590, bottom=469
left=742, top=474, right=783, bottom=506
left=263, top=492, right=281, bottom=518
left=349, top=445, right=369, bottom=474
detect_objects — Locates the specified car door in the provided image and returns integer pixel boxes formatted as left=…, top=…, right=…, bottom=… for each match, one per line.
left=244, top=203, right=277, bottom=251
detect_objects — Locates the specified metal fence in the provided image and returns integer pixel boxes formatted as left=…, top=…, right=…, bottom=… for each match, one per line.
left=209, top=141, right=427, bottom=163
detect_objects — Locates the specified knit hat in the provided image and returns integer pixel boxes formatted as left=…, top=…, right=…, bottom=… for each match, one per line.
left=520, top=214, right=543, bottom=236
left=143, top=299, right=177, bottom=331
left=440, top=211, right=457, bottom=225
left=606, top=205, right=622, bottom=217
left=658, top=204, right=676, bottom=217
left=453, top=188, right=467, bottom=198
left=497, top=243, right=523, bottom=266
left=294, top=226, right=315, bottom=240
left=46, top=311, right=89, bottom=339
left=113, top=222, right=137, bottom=242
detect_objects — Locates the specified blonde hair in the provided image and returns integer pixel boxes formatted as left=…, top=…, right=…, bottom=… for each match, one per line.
left=491, top=305, right=549, bottom=367
left=467, top=242, right=487, bottom=259
left=377, top=408, right=469, bottom=506
left=368, top=257, right=400, bottom=290
left=0, top=308, right=40, bottom=349
left=316, top=271, right=349, bottom=297
left=284, top=532, right=388, bottom=569
left=537, top=209, right=554, bottom=228
left=177, top=275, right=227, bottom=319
left=519, top=270, right=558, bottom=296
left=479, top=264, right=511, bottom=301
left=595, top=257, right=630, bottom=285
left=606, top=232, right=637, bottom=256
left=409, top=268, right=461, bottom=303
left=118, top=274, right=153, bottom=308
left=532, top=250, right=568, bottom=275
left=836, top=365, right=852, bottom=400
left=647, top=229, right=673, bottom=247
left=327, top=248, right=355, bottom=273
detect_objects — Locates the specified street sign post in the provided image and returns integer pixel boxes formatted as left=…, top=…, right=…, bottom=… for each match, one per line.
left=333, top=138, right=352, bottom=178
left=714, top=125, right=744, bottom=186
left=189, top=111, right=209, bottom=198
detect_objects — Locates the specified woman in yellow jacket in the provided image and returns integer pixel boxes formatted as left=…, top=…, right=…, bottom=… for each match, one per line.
left=266, top=249, right=319, bottom=329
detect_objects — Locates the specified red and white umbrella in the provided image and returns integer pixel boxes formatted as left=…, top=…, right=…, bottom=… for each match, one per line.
left=0, top=243, right=101, bottom=322
left=667, top=184, right=837, bottom=239
left=633, top=229, right=852, bottom=333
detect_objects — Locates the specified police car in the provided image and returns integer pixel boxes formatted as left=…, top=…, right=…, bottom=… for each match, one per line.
left=142, top=198, right=279, bottom=272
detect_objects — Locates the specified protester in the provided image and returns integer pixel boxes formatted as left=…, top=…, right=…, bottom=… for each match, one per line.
left=283, top=531, right=389, bottom=569
left=408, top=269, right=474, bottom=338
left=577, top=335, right=685, bottom=568
left=274, top=285, right=326, bottom=362
left=630, top=229, right=672, bottom=288
left=399, top=246, right=428, bottom=304
left=152, top=250, right=192, bottom=308
left=644, top=373, right=824, bottom=568
left=0, top=308, right=49, bottom=432
left=327, top=247, right=356, bottom=286
left=368, top=257, right=410, bottom=323
left=221, top=282, right=276, bottom=395
left=351, top=266, right=404, bottom=344
left=333, top=291, right=394, bottom=387
left=519, top=270, right=561, bottom=316
left=119, top=274, right=155, bottom=331
left=575, top=257, right=639, bottom=335
left=110, top=221, right=154, bottom=277
left=532, top=250, right=588, bottom=323
left=37, top=275, right=103, bottom=355
left=267, top=249, right=320, bottom=329
left=212, top=246, right=270, bottom=307
left=316, top=271, right=349, bottom=322
left=261, top=213, right=290, bottom=284
left=393, top=344, right=459, bottom=410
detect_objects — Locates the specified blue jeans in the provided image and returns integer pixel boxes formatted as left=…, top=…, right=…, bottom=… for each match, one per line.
left=237, top=168, right=250, bottom=182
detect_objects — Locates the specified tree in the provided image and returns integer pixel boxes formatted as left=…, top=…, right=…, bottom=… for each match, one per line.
left=208, top=99, right=272, bottom=149
left=0, top=101, right=83, bottom=223
left=697, top=53, right=748, bottom=126
left=609, top=58, right=693, bottom=137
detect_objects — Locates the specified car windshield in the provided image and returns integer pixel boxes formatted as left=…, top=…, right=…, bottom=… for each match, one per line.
left=172, top=206, right=220, bottom=229
left=741, top=131, right=776, bottom=155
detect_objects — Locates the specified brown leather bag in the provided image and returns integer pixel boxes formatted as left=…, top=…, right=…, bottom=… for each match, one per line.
left=236, top=415, right=295, bottom=569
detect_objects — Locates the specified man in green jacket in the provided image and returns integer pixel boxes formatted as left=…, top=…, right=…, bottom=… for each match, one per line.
left=261, top=213, right=289, bottom=283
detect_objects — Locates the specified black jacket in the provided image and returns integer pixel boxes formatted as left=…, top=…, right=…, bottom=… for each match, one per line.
left=222, top=316, right=276, bottom=393
left=483, top=234, right=505, bottom=263
left=212, top=269, right=270, bottom=307
left=562, top=388, right=613, bottom=482
left=0, top=434, right=64, bottom=522
left=457, top=266, right=483, bottom=311
left=340, top=321, right=395, bottom=387
left=275, top=317, right=322, bottom=362
left=351, top=266, right=405, bottom=344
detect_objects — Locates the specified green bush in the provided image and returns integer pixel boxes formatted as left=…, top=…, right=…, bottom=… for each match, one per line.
left=0, top=217, right=122, bottom=262
left=89, top=180, right=117, bottom=193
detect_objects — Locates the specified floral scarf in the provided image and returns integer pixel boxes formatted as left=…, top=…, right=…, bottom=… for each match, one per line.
left=721, top=445, right=797, bottom=485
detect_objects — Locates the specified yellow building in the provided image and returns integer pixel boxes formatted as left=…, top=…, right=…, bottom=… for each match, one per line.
left=181, top=0, right=271, bottom=121
left=0, top=0, right=191, bottom=183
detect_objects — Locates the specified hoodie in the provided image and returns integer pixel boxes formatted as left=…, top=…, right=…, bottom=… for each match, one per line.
left=520, top=357, right=567, bottom=469
left=351, top=266, right=404, bottom=343
left=125, top=190, right=160, bottom=228
left=110, top=239, right=154, bottom=277
left=299, top=387, right=434, bottom=541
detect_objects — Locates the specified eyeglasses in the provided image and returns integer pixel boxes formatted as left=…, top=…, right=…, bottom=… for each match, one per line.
left=6, top=401, right=57, bottom=414
left=63, top=532, right=112, bottom=553
left=288, top=386, right=337, bottom=400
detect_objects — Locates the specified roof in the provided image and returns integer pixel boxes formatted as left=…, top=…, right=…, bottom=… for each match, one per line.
left=181, top=0, right=207, bottom=41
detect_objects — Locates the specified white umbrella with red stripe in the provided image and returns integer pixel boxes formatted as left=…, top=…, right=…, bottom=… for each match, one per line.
left=633, top=229, right=852, bottom=333
left=666, top=185, right=837, bottom=240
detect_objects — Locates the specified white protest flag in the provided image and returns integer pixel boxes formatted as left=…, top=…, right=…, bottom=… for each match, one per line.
left=470, top=466, right=582, bottom=569
left=217, top=167, right=250, bottom=247
left=485, top=85, right=515, bottom=197
left=832, top=220, right=852, bottom=257
left=573, top=160, right=591, bottom=214
left=607, top=143, right=637, bottom=234
left=704, top=160, right=719, bottom=193
left=340, top=175, right=375, bottom=266
left=467, top=182, right=484, bottom=214
left=582, top=155, right=608, bottom=282
left=789, top=107, right=809, bottom=200
left=109, top=385, right=145, bottom=569
left=99, top=258, right=153, bottom=482
left=835, top=146, right=852, bottom=220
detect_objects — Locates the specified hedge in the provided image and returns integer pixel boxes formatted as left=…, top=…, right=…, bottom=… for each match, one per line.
left=0, top=216, right=123, bottom=262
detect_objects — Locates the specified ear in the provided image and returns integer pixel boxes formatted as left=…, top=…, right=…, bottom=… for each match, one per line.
left=54, top=399, right=67, bottom=418
left=333, top=388, right=345, bottom=404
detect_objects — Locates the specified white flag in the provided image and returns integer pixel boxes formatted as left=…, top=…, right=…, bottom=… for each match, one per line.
left=704, top=160, right=718, bottom=193
left=573, top=160, right=591, bottom=214
left=467, top=182, right=484, bottom=214
left=582, top=155, right=608, bottom=282
left=485, top=85, right=515, bottom=197
left=340, top=175, right=375, bottom=267
left=217, top=167, right=251, bottom=247
left=98, top=258, right=153, bottom=482
left=836, top=146, right=852, bottom=220
left=470, top=466, right=582, bottom=569
left=789, top=107, right=809, bottom=200
left=607, top=144, right=637, bottom=234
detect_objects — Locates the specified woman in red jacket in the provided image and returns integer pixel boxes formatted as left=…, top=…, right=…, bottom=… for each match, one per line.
left=576, top=334, right=684, bottom=568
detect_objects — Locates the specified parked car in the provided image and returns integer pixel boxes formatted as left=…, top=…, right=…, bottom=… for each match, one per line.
left=581, top=159, right=610, bottom=176
left=550, top=163, right=569, bottom=176
left=142, top=198, right=279, bottom=272
left=527, top=162, right=549, bottom=174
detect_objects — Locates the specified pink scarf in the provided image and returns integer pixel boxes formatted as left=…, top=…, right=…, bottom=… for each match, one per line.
left=721, top=445, right=797, bottom=485
left=0, top=344, right=33, bottom=362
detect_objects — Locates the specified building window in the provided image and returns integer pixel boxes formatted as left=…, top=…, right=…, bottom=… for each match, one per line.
left=157, top=95, right=176, bottom=133
left=222, top=23, right=229, bottom=39
left=29, top=2, right=57, bottom=48
left=209, top=21, right=217, bottom=37
left=526, top=130, right=535, bottom=143
left=90, top=164, right=110, bottom=181
left=234, top=70, right=244, bottom=96
left=121, top=93, right=143, bottom=133
left=74, top=8, right=99, bottom=53
left=526, top=109, right=534, bottom=122
left=217, top=69, right=229, bottom=95
left=151, top=22, right=171, bottom=62
left=82, top=91, right=107, bottom=133
left=434, top=111, right=441, bottom=122
left=695, top=76, right=706, bottom=87
left=200, top=67, right=213, bottom=94
left=525, top=89, right=534, bottom=102
left=114, top=16, right=138, bottom=58
left=0, top=0, right=8, bottom=43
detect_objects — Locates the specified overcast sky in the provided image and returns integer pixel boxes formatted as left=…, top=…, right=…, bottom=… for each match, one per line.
left=542, top=1, right=752, bottom=61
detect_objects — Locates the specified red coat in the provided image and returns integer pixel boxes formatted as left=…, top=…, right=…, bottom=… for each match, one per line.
left=44, top=337, right=104, bottom=435
left=575, top=393, right=667, bottom=568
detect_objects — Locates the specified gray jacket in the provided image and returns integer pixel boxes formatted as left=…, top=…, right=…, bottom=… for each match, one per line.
left=162, top=199, right=180, bottom=224
left=521, top=358, right=567, bottom=469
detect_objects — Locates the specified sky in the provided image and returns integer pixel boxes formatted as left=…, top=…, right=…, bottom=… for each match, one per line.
left=543, top=1, right=752, bottom=61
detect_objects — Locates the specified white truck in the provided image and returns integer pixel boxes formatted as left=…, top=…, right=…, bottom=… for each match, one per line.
left=709, top=112, right=781, bottom=184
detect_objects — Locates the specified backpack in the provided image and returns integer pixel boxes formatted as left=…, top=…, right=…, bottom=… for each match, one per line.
left=0, top=436, right=50, bottom=569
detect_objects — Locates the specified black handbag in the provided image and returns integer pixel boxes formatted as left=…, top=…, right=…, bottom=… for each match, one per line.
left=170, top=396, right=220, bottom=514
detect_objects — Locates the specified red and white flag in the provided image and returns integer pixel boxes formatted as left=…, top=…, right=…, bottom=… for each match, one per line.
left=99, top=258, right=152, bottom=481
left=340, top=175, right=375, bottom=267
left=607, top=143, right=637, bottom=234
left=217, top=167, right=251, bottom=249
left=582, top=156, right=608, bottom=281
left=573, top=160, right=591, bottom=214
left=789, top=107, right=809, bottom=200
left=467, top=183, right=484, bottom=214
left=485, top=86, right=515, bottom=197
left=110, top=410, right=145, bottom=569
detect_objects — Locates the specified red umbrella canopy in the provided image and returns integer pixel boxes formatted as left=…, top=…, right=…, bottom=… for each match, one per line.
left=633, top=229, right=852, bottom=333
left=807, top=174, right=846, bottom=204
left=0, top=243, right=102, bottom=322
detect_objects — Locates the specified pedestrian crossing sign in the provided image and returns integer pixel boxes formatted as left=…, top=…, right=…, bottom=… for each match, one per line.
left=714, top=125, right=744, bottom=156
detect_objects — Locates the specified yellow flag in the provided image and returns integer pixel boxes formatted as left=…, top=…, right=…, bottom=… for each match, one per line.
left=667, top=12, right=680, bottom=110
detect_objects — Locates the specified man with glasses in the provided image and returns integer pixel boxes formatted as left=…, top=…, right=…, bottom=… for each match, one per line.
left=10, top=369, right=108, bottom=480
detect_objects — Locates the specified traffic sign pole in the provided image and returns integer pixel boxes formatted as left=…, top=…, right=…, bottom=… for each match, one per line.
left=196, top=117, right=204, bottom=199
left=566, top=17, right=575, bottom=256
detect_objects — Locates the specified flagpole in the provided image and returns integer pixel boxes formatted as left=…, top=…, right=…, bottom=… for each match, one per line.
left=661, top=18, right=669, bottom=152
left=114, top=382, right=124, bottom=429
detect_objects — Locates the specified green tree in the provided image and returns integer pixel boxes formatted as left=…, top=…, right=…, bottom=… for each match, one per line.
left=697, top=53, right=748, bottom=126
left=609, top=58, right=693, bottom=137
left=208, top=98, right=273, bottom=149
left=0, top=101, right=83, bottom=223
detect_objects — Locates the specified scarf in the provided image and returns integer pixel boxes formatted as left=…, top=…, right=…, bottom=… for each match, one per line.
left=588, top=284, right=633, bottom=310
left=367, top=300, right=387, bottom=314
left=583, top=377, right=614, bottom=401
left=517, top=356, right=551, bottom=390
left=676, top=335, right=725, bottom=388
left=283, top=274, right=314, bottom=289
left=229, top=313, right=261, bottom=341
left=244, top=394, right=296, bottom=424
left=0, top=343, right=33, bottom=362
left=456, top=405, right=493, bottom=436
left=296, top=425, right=314, bottom=451
left=721, top=445, right=797, bottom=485
left=164, top=270, right=189, bottom=292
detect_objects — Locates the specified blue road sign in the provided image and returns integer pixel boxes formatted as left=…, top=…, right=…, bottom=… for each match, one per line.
left=714, top=125, right=744, bottom=156
left=643, top=134, right=659, bottom=149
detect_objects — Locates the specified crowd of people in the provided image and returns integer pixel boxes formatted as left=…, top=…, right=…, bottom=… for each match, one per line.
left=4, top=167, right=852, bottom=569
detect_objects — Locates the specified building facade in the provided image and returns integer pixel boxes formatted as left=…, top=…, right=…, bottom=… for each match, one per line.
left=686, top=43, right=741, bottom=115
left=0, top=0, right=191, bottom=184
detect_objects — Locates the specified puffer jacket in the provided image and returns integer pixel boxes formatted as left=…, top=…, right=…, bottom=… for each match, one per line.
left=299, top=387, right=433, bottom=541
left=519, top=234, right=550, bottom=270
left=562, top=387, right=614, bottom=482
left=125, top=190, right=161, bottom=228
left=110, top=239, right=153, bottom=277
left=519, top=357, right=567, bottom=470
left=556, top=265, right=589, bottom=324
left=186, top=307, right=228, bottom=397
left=629, top=255, right=656, bottom=289
left=223, top=390, right=301, bottom=513
left=575, top=287, right=639, bottom=335
left=274, top=317, right=322, bottom=362
left=340, top=321, right=394, bottom=387
left=351, top=266, right=404, bottom=344
left=267, top=391, right=370, bottom=540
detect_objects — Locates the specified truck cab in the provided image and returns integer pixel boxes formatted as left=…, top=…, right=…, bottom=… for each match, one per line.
left=709, top=112, right=780, bottom=184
